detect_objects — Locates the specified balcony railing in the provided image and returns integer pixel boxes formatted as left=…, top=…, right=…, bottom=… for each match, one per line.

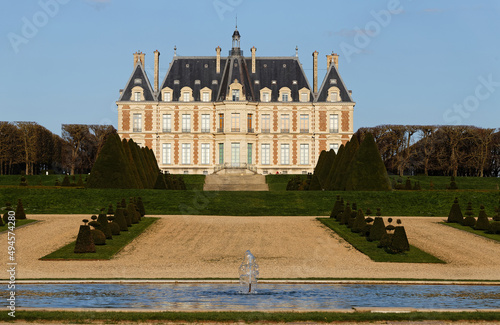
left=231, top=128, right=240, bottom=132
left=281, top=128, right=290, bottom=133
left=201, top=128, right=210, bottom=133
left=162, top=128, right=171, bottom=133
left=247, top=128, right=254, bottom=133
left=300, top=129, right=309, bottom=133
left=330, top=128, right=339, bottom=133
left=217, top=128, right=224, bottom=133
left=133, top=128, right=142, bottom=132
left=261, top=129, right=270, bottom=134
left=182, top=128, right=190, bottom=133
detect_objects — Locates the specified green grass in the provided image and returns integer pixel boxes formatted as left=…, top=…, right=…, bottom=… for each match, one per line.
left=41, top=217, right=158, bottom=260
left=0, top=218, right=37, bottom=233
left=1, top=187, right=498, bottom=216
left=4, top=311, right=500, bottom=323
left=442, top=222, right=500, bottom=243
left=318, top=218, right=445, bottom=263
left=390, top=175, right=500, bottom=190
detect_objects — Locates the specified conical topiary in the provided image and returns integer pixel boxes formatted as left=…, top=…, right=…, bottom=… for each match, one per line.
left=61, top=175, right=70, bottom=187
left=76, top=174, right=84, bottom=187
left=136, top=197, right=146, bottom=217
left=97, top=210, right=112, bottom=239
left=14, top=199, right=26, bottom=220
left=330, top=195, right=342, bottom=219
left=309, top=150, right=327, bottom=191
left=448, top=176, right=458, bottom=190
left=462, top=202, right=476, bottom=227
left=333, top=137, right=360, bottom=191
left=404, top=178, right=412, bottom=190
left=388, top=226, right=410, bottom=253
left=324, top=144, right=345, bottom=190
left=127, top=199, right=139, bottom=224
left=474, top=205, right=490, bottom=230
left=447, top=197, right=463, bottom=224
left=107, top=203, right=114, bottom=215
left=368, top=217, right=386, bottom=241
left=107, top=215, right=121, bottom=236
left=352, top=209, right=367, bottom=233
left=340, top=203, right=351, bottom=225
left=89, top=218, right=106, bottom=245
left=74, top=219, right=96, bottom=253
left=114, top=204, right=128, bottom=231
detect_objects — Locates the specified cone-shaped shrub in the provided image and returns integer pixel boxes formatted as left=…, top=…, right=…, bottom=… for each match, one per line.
left=347, top=203, right=357, bottom=228
left=352, top=209, right=367, bottom=233
left=107, top=216, right=121, bottom=236
left=74, top=220, right=96, bottom=253
left=330, top=196, right=342, bottom=218
left=136, top=197, right=146, bottom=217
left=378, top=233, right=393, bottom=248
left=97, top=211, right=112, bottom=239
left=462, top=202, right=476, bottom=227
left=447, top=197, right=463, bottom=224
left=309, top=151, right=327, bottom=191
left=76, top=175, right=84, bottom=187
left=448, top=176, right=458, bottom=190
left=335, top=199, right=345, bottom=222
left=114, top=204, right=128, bottom=231
left=154, top=173, right=168, bottom=189
left=107, top=203, right=114, bottom=215
left=388, top=226, right=410, bottom=253
left=404, top=178, right=412, bottom=190
left=345, top=133, right=392, bottom=191
left=15, top=199, right=26, bottom=220
left=324, top=145, right=345, bottom=190
left=127, top=199, right=139, bottom=224
left=474, top=205, right=490, bottom=230
left=61, top=175, right=70, bottom=186
left=333, top=137, right=359, bottom=191
left=340, top=203, right=351, bottom=225
left=368, top=217, right=386, bottom=241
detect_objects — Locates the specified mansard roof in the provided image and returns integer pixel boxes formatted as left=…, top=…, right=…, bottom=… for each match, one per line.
left=119, top=63, right=155, bottom=101
left=316, top=63, right=353, bottom=103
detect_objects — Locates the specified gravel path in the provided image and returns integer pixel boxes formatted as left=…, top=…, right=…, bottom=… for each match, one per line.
left=2, top=215, right=500, bottom=280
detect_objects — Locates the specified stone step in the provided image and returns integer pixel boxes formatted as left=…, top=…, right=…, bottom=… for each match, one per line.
left=203, top=184, right=269, bottom=191
left=203, top=174, right=269, bottom=191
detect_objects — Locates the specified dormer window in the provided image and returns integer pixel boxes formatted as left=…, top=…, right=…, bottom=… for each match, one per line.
left=130, top=86, right=144, bottom=101
left=163, top=92, right=171, bottom=102
left=180, top=86, right=193, bottom=102
left=183, top=92, right=190, bottom=102
left=134, top=92, right=141, bottom=101
left=330, top=92, right=339, bottom=102
left=299, top=87, right=310, bottom=102
left=232, top=89, right=240, bottom=101
left=227, top=79, right=244, bottom=101
left=282, top=93, right=289, bottom=102
left=278, top=87, right=291, bottom=103
left=300, top=93, right=308, bottom=102
left=328, top=87, right=341, bottom=102
left=202, top=92, right=210, bottom=102
left=262, top=92, right=270, bottom=102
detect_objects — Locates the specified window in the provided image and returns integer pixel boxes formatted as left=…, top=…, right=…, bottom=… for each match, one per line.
left=162, top=114, right=171, bottom=132
left=181, top=143, right=191, bottom=165
left=202, top=92, right=210, bottom=102
left=299, top=114, right=309, bottom=133
left=330, top=143, right=339, bottom=153
left=134, top=92, right=141, bottom=101
left=232, top=89, right=240, bottom=101
left=300, top=144, right=309, bottom=165
left=133, top=113, right=142, bottom=132
left=183, top=92, right=190, bottom=102
left=261, top=144, right=270, bottom=165
left=201, top=114, right=210, bottom=133
left=162, top=143, right=171, bottom=165
left=261, top=114, right=270, bottom=133
left=218, top=143, right=224, bottom=164
left=182, top=114, right=191, bottom=132
left=280, top=114, right=290, bottom=133
left=247, top=143, right=253, bottom=164
left=331, top=92, right=338, bottom=102
left=218, top=113, right=224, bottom=132
left=262, top=92, right=270, bottom=102
left=300, top=93, right=308, bottom=102
left=201, top=143, right=210, bottom=165
left=329, top=114, right=339, bottom=133
left=282, top=93, right=289, bottom=102
left=281, top=144, right=290, bottom=165
left=163, top=92, right=171, bottom=102
left=231, top=113, right=240, bottom=132
left=247, top=114, right=253, bottom=133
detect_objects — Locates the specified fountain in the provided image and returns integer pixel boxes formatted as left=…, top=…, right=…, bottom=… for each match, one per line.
left=239, top=250, right=259, bottom=293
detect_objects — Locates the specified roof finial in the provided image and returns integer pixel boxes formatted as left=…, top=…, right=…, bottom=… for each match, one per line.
left=235, top=15, right=238, bottom=29
left=174, top=45, right=177, bottom=57
left=296, top=46, right=298, bottom=57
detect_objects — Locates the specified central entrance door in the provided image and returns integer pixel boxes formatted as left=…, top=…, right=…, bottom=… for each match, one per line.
left=231, top=142, right=240, bottom=167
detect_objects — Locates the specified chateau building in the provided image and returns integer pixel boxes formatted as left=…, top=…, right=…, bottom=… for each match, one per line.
left=116, top=28, right=355, bottom=175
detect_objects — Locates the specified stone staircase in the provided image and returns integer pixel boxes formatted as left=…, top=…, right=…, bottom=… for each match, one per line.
left=203, top=173, right=269, bottom=191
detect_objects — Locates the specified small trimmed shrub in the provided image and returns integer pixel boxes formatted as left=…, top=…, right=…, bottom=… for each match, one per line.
left=329, top=196, right=342, bottom=219
left=474, top=205, right=490, bottom=230
left=127, top=199, right=140, bottom=224
left=136, top=197, right=146, bottom=217
left=387, top=226, right=410, bottom=253
left=335, top=198, right=345, bottom=222
left=368, top=217, right=386, bottom=242
left=447, top=176, right=458, bottom=190
left=15, top=199, right=26, bottom=220
left=19, top=176, right=28, bottom=186
left=404, top=178, right=412, bottom=190
left=76, top=175, right=84, bottom=187
left=107, top=203, right=114, bottom=215
left=462, top=202, right=476, bottom=227
left=340, top=203, right=351, bottom=225
left=352, top=209, right=366, bottom=233
left=107, top=216, right=121, bottom=236
left=61, top=175, right=71, bottom=187
left=74, top=219, right=96, bottom=253
left=114, top=204, right=128, bottom=231
left=447, top=197, right=463, bottom=224
left=55, top=179, right=61, bottom=186
left=413, top=181, right=421, bottom=190
left=97, top=211, right=112, bottom=239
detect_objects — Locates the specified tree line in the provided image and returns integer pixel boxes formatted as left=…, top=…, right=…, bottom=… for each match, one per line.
left=0, top=122, right=115, bottom=175
left=356, top=125, right=500, bottom=177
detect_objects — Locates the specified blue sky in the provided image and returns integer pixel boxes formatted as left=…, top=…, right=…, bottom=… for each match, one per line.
left=1, top=0, right=499, bottom=135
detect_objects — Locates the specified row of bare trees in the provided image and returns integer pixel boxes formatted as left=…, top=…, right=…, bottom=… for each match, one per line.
left=0, top=122, right=115, bottom=175
left=356, top=125, right=500, bottom=177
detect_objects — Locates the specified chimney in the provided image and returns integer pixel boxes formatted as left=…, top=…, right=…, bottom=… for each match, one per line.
left=139, top=52, right=145, bottom=68
left=154, top=50, right=160, bottom=92
left=133, top=52, right=139, bottom=67
left=326, top=52, right=339, bottom=70
left=312, top=51, right=318, bottom=94
left=251, top=46, right=257, bottom=74
left=216, top=46, right=221, bottom=74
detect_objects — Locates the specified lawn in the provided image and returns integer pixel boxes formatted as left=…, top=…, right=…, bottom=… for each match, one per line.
left=441, top=222, right=500, bottom=243
left=318, top=218, right=445, bottom=263
left=0, top=218, right=37, bottom=232
left=41, top=217, right=158, bottom=260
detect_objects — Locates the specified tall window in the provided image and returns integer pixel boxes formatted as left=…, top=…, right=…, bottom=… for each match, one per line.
left=201, top=143, right=210, bottom=165
left=182, top=114, right=191, bottom=132
left=261, top=144, right=270, bottom=165
left=162, top=114, right=171, bottom=132
left=261, top=114, right=270, bottom=133
left=247, top=143, right=253, bottom=164
left=247, top=114, right=253, bottom=132
left=300, top=93, right=308, bottom=102
left=183, top=92, right=190, bottom=102
left=280, top=144, right=290, bottom=165
left=162, top=143, right=171, bottom=165
left=299, top=114, right=309, bottom=133
left=201, top=114, right=210, bottom=133
left=218, top=113, right=224, bottom=132
left=331, top=92, right=338, bottom=102
left=282, top=93, right=289, bottom=102
left=262, top=92, right=270, bottom=102
left=133, top=113, right=142, bottom=132
left=280, top=114, right=290, bottom=133
left=134, top=92, right=141, bottom=101
left=330, top=143, right=339, bottom=153
left=300, top=144, right=309, bottom=165
left=218, top=143, right=224, bottom=164
left=181, top=143, right=191, bottom=165
left=163, top=92, right=171, bottom=101
left=202, top=92, right=210, bottom=102
left=232, top=89, right=240, bottom=101
left=231, top=113, right=240, bottom=132
left=329, top=114, right=339, bottom=133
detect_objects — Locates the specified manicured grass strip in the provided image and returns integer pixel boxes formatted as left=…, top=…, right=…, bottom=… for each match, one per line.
left=441, top=222, right=500, bottom=243
left=5, top=311, right=500, bottom=323
left=41, top=217, right=158, bottom=260
left=0, top=219, right=37, bottom=233
left=318, top=218, right=445, bottom=263
left=1, top=187, right=499, bottom=216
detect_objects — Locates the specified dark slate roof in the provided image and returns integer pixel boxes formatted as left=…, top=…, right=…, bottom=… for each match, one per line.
left=119, top=63, right=155, bottom=101
left=160, top=57, right=226, bottom=101
left=316, top=63, right=353, bottom=103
